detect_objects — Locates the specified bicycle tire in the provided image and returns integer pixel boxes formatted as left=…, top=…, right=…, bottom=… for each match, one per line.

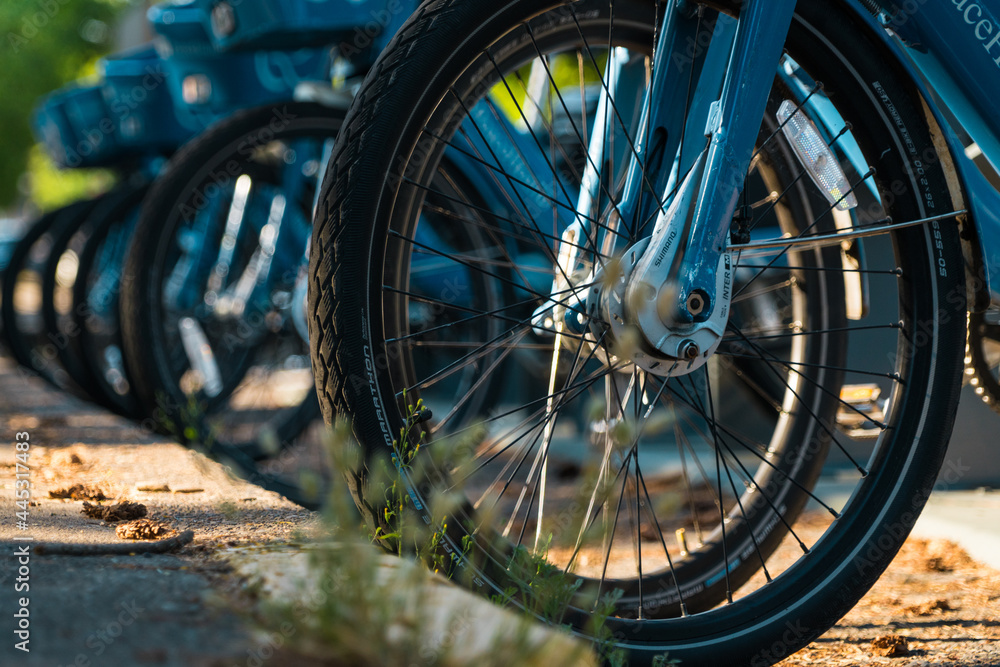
left=43, top=183, right=141, bottom=402
left=68, top=177, right=151, bottom=418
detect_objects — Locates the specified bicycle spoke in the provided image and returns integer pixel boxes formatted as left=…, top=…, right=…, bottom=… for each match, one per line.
left=387, top=229, right=593, bottom=321
left=725, top=325, right=892, bottom=436
left=725, top=322, right=902, bottom=344
left=407, top=180, right=594, bottom=255
left=648, top=373, right=840, bottom=522
left=735, top=167, right=877, bottom=298
left=520, top=25, right=630, bottom=231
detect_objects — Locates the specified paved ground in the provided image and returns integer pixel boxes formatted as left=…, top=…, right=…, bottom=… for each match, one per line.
left=0, top=358, right=314, bottom=667
left=0, top=358, right=592, bottom=667
left=0, top=355, right=998, bottom=666
left=912, top=489, right=1000, bottom=570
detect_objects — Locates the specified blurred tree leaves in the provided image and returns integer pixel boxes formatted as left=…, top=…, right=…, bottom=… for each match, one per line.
left=27, top=145, right=115, bottom=212
left=0, top=0, right=129, bottom=208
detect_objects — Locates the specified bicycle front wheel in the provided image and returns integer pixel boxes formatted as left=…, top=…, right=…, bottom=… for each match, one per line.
left=310, top=1, right=968, bottom=664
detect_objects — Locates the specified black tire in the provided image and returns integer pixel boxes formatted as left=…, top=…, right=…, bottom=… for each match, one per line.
left=309, top=1, right=967, bottom=664
left=2, top=196, right=107, bottom=395
left=44, top=182, right=144, bottom=403
left=68, top=177, right=151, bottom=418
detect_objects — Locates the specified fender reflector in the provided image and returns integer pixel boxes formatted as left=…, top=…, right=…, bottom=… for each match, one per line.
left=777, top=100, right=858, bottom=211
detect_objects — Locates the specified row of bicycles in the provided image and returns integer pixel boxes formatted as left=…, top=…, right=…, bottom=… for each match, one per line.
left=1, top=0, right=418, bottom=507
left=5, top=0, right=1000, bottom=664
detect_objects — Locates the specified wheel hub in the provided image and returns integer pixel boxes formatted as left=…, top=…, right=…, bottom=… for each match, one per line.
left=588, top=237, right=728, bottom=378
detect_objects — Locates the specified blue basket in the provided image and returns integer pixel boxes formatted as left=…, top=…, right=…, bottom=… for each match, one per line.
left=32, top=90, right=78, bottom=168
left=187, top=0, right=413, bottom=53
left=32, top=84, right=121, bottom=169
left=149, top=2, right=332, bottom=117
left=100, top=45, right=196, bottom=154
left=32, top=45, right=203, bottom=168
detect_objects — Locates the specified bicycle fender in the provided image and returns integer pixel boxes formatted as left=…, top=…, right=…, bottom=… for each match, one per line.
left=841, top=0, right=995, bottom=310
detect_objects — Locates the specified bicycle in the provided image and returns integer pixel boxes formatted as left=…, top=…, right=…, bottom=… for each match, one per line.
left=9, top=0, right=419, bottom=508
left=110, top=0, right=411, bottom=507
left=117, top=3, right=330, bottom=439
left=308, top=0, right=1000, bottom=663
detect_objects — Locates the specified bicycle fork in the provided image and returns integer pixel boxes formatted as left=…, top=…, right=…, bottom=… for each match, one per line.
left=540, top=0, right=798, bottom=377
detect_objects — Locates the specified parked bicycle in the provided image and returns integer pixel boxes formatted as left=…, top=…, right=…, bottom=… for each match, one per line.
left=309, top=0, right=1000, bottom=664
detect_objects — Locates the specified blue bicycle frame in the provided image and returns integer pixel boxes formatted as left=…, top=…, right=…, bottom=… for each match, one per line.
left=600, top=0, right=1000, bottom=339
left=880, top=0, right=1000, bottom=308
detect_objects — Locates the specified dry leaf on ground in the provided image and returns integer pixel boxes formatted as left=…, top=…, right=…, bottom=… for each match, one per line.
left=81, top=501, right=147, bottom=522
left=49, top=484, right=107, bottom=501
left=116, top=519, right=173, bottom=540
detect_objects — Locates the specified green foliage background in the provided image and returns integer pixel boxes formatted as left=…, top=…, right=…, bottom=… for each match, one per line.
left=0, top=0, right=128, bottom=210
